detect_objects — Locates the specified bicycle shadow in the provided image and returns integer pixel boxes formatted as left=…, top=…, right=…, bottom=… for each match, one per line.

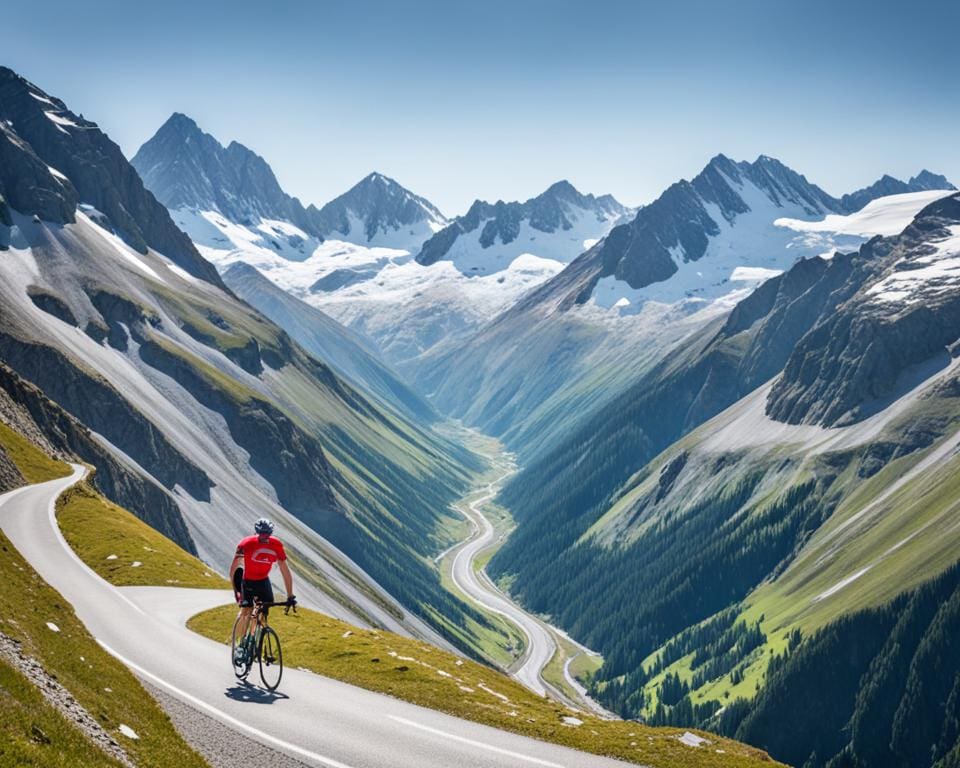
left=224, top=681, right=289, bottom=704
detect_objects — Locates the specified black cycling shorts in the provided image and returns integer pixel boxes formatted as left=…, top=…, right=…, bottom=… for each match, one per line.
left=240, top=577, right=274, bottom=610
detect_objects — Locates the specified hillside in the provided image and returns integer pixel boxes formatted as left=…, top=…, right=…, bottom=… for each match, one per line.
left=487, top=192, right=960, bottom=766
left=0, top=66, right=494, bottom=654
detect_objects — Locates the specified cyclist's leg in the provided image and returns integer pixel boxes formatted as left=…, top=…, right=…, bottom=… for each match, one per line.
left=261, top=579, right=275, bottom=622
left=239, top=579, right=258, bottom=640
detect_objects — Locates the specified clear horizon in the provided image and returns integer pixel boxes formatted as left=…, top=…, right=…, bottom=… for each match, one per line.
left=8, top=0, right=959, bottom=216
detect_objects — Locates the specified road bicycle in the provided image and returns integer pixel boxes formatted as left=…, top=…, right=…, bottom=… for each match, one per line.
left=231, top=597, right=295, bottom=691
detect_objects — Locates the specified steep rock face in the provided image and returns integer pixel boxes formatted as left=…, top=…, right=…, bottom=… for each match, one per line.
left=417, top=180, right=626, bottom=266
left=768, top=194, right=960, bottom=426
left=131, top=113, right=321, bottom=238
left=0, top=120, right=78, bottom=227
left=308, top=172, right=447, bottom=248
left=0, top=69, right=222, bottom=286
left=0, top=444, right=25, bottom=492
left=0, top=363, right=196, bottom=550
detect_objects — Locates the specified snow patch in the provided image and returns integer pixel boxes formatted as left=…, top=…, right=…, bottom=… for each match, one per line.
left=730, top=266, right=782, bottom=282
left=164, top=261, right=198, bottom=283
left=46, top=165, right=69, bottom=183
left=118, top=724, right=139, bottom=740
left=44, top=111, right=79, bottom=133
left=45, top=622, right=60, bottom=633
left=776, top=190, right=954, bottom=238
left=865, top=225, right=960, bottom=304
left=28, top=91, right=56, bottom=106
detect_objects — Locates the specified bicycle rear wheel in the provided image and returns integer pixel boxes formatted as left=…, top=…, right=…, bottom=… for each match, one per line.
left=258, top=626, right=283, bottom=691
left=230, top=615, right=251, bottom=679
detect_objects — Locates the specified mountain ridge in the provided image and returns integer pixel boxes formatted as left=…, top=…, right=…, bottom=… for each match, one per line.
left=131, top=112, right=323, bottom=239
left=417, top=179, right=629, bottom=267
left=0, top=69, right=223, bottom=287
left=307, top=171, right=448, bottom=250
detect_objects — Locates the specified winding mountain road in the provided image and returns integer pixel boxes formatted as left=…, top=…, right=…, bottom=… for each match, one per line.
left=0, top=467, right=630, bottom=768
left=448, top=473, right=610, bottom=717
left=450, top=473, right=555, bottom=696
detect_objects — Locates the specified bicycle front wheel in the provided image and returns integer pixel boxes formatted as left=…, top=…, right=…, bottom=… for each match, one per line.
left=231, top=615, right=251, bottom=680
left=258, top=626, right=283, bottom=691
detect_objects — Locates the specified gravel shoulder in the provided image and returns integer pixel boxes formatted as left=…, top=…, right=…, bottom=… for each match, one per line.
left=144, top=682, right=309, bottom=768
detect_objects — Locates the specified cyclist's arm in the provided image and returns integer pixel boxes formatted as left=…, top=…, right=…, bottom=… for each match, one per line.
left=229, top=552, right=242, bottom=576
left=278, top=559, right=294, bottom=598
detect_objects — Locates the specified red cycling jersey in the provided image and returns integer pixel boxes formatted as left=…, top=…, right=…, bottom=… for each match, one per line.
left=235, top=534, right=286, bottom=581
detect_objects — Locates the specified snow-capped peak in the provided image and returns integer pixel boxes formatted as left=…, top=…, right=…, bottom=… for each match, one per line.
left=305, top=172, right=448, bottom=251
left=131, top=113, right=320, bottom=240
left=416, top=180, right=630, bottom=269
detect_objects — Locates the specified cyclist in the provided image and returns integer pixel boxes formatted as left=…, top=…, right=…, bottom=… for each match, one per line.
left=229, top=518, right=295, bottom=664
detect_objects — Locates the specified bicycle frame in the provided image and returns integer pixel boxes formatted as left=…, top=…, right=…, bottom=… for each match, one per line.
left=238, top=598, right=295, bottom=653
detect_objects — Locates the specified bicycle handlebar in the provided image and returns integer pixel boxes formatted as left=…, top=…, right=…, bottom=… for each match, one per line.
left=251, top=598, right=297, bottom=614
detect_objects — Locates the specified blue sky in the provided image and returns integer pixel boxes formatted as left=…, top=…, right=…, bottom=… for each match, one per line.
left=7, top=0, right=959, bottom=214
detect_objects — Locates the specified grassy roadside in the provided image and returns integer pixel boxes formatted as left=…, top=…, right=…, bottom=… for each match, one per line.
left=56, top=482, right=228, bottom=589
left=43, top=425, right=779, bottom=765
left=0, top=420, right=72, bottom=483
left=189, top=604, right=781, bottom=767
left=0, top=526, right=210, bottom=768
left=0, top=653, right=126, bottom=768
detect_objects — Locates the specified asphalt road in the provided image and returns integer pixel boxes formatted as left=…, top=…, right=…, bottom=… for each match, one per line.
left=449, top=474, right=556, bottom=697
left=0, top=466, right=631, bottom=768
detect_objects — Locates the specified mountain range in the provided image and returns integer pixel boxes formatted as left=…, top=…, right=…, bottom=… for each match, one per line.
left=132, top=113, right=632, bottom=364
left=4, top=59, right=960, bottom=768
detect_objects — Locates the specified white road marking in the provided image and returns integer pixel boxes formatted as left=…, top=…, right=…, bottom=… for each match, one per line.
left=97, top=640, right=358, bottom=768
left=388, top=715, right=566, bottom=768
